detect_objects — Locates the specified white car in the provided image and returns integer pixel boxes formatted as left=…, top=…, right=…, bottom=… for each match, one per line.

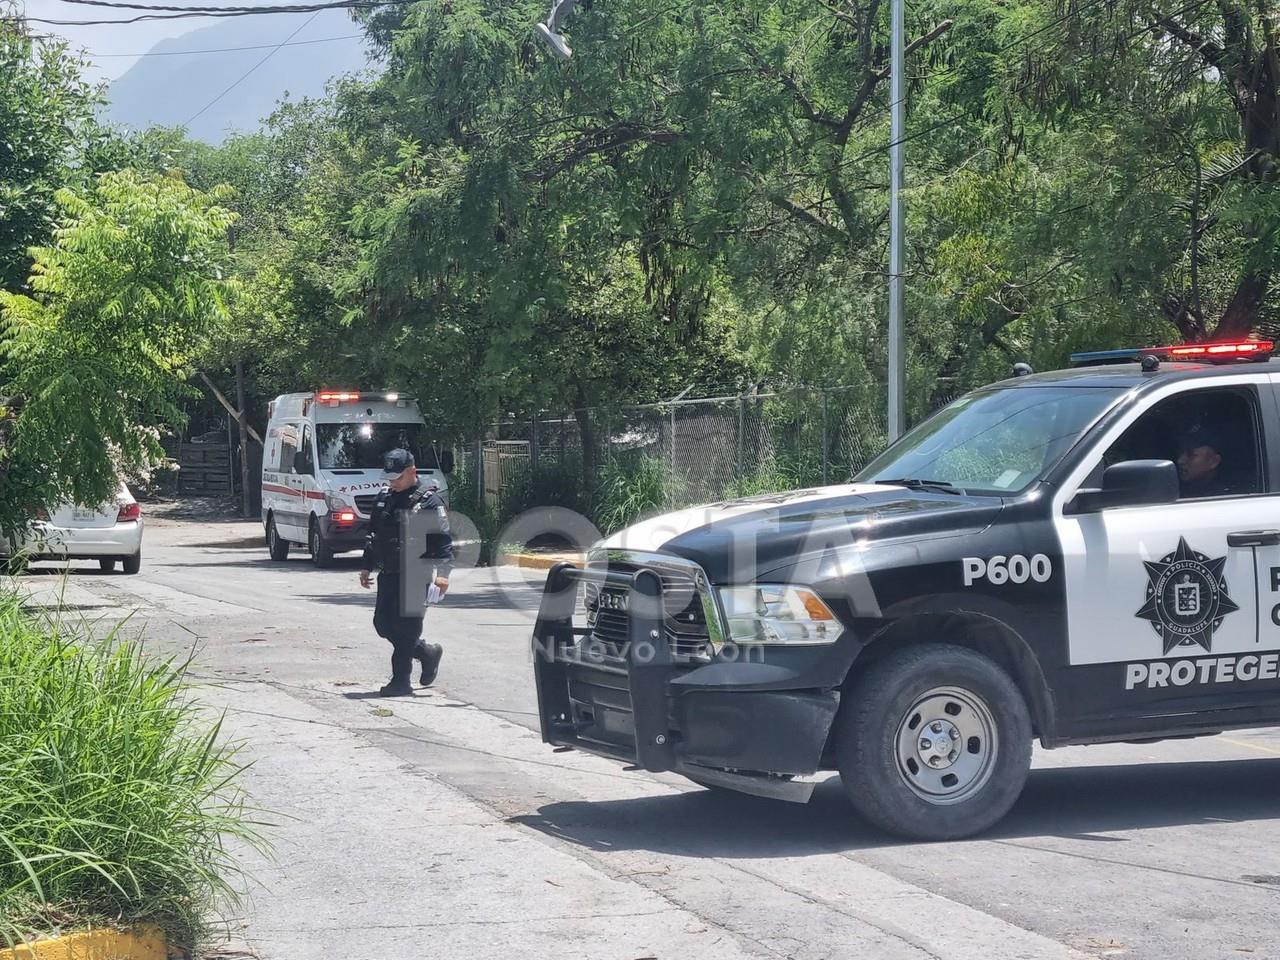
left=14, top=482, right=145, bottom=574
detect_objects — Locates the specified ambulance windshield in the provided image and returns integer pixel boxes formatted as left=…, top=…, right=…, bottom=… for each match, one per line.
left=316, top=423, right=444, bottom=471
left=858, top=386, right=1123, bottom=495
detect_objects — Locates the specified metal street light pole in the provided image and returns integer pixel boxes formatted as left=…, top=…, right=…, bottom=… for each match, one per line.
left=887, top=0, right=906, bottom=441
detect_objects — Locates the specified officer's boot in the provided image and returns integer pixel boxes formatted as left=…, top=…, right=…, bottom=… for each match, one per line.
left=381, top=643, right=416, bottom=696
left=416, top=642, right=443, bottom=687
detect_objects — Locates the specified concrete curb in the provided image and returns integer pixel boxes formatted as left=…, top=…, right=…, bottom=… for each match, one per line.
left=498, top=551, right=583, bottom=570
left=1, top=926, right=167, bottom=960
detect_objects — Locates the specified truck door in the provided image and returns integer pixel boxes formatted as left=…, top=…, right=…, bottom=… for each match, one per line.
left=1054, top=378, right=1280, bottom=728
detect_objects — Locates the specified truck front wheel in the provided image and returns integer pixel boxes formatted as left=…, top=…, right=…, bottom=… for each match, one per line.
left=836, top=644, right=1032, bottom=841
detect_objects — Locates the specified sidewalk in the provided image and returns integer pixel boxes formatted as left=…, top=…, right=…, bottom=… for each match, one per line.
left=199, top=677, right=1094, bottom=960
left=201, top=680, right=756, bottom=959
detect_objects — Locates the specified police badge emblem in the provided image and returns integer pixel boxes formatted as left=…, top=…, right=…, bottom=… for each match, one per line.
left=1135, top=537, right=1239, bottom=655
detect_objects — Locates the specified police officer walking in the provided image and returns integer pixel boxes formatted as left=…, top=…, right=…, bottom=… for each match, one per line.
left=359, top=448, right=452, bottom=696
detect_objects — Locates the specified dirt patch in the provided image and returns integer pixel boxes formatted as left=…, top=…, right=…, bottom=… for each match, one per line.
left=137, top=495, right=248, bottom=524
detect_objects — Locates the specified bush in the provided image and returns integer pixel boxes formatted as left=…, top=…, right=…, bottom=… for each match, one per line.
left=0, top=591, right=261, bottom=950
left=595, top=454, right=668, bottom=534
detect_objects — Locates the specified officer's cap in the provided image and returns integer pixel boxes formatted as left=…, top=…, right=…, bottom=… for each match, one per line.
left=382, top=448, right=416, bottom=477
left=1178, top=423, right=1221, bottom=453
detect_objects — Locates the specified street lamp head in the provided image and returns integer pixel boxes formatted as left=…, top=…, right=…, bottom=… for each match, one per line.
left=546, top=0, right=577, bottom=31
left=535, top=21, right=573, bottom=60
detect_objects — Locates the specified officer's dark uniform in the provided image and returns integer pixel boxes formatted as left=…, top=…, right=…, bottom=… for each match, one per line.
left=361, top=450, right=453, bottom=695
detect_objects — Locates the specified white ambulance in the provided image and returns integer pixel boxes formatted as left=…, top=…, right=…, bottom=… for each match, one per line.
left=261, top=391, right=452, bottom=566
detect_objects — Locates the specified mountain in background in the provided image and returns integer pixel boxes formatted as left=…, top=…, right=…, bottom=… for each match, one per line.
left=106, top=10, right=369, bottom=143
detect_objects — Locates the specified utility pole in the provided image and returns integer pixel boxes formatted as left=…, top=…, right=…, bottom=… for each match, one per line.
left=887, top=0, right=907, bottom=441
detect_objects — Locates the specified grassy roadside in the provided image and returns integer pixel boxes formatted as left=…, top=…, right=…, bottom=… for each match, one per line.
left=0, top=588, right=264, bottom=952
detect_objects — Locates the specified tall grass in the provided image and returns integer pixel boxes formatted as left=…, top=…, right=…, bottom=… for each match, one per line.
left=595, top=455, right=669, bottom=534
left=0, top=590, right=262, bottom=950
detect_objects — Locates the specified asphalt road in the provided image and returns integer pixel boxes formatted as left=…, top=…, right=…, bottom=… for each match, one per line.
left=18, top=513, right=1280, bottom=959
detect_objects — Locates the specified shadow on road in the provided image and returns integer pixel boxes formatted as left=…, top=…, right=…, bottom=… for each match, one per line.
left=514, top=757, right=1280, bottom=855
left=163, top=556, right=366, bottom=572
left=299, top=583, right=535, bottom=612
left=180, top=536, right=269, bottom=550
left=302, top=593, right=375, bottom=607
left=17, top=565, right=119, bottom=577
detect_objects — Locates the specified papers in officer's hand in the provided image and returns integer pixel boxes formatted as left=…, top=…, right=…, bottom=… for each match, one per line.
left=427, top=583, right=444, bottom=605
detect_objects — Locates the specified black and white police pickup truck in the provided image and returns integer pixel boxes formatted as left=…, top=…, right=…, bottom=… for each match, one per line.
left=532, top=339, right=1280, bottom=840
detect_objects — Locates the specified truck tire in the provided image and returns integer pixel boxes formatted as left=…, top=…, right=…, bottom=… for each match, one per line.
left=267, top=515, right=290, bottom=561
left=836, top=644, right=1032, bottom=841
left=121, top=551, right=141, bottom=575
left=309, top=518, right=335, bottom=568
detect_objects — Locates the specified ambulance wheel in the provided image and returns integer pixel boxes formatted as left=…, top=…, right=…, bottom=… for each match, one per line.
left=835, top=644, right=1032, bottom=841
left=309, top=519, right=335, bottom=568
left=266, top=516, right=290, bottom=561
left=121, top=551, right=141, bottom=575
left=98, top=558, right=117, bottom=573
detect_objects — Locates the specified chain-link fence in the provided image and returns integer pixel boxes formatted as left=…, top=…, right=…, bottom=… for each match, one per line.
left=451, top=381, right=960, bottom=536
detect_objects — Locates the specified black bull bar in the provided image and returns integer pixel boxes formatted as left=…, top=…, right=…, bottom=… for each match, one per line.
left=530, top=562, right=825, bottom=801
left=532, top=562, right=678, bottom=772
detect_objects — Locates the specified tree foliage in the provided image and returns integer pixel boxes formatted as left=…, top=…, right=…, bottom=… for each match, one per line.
left=9, top=0, right=1275, bottom=511
left=0, top=22, right=104, bottom=292
left=0, top=171, right=236, bottom=537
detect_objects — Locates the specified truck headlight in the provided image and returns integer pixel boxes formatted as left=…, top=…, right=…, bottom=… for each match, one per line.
left=717, top=585, right=839, bottom=646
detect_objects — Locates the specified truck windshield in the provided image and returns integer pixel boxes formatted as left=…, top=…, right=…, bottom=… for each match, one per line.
left=316, top=423, right=443, bottom=471
left=857, top=386, right=1124, bottom=495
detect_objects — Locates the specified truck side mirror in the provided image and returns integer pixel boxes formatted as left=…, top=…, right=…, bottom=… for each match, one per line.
left=1066, top=459, right=1179, bottom=514
left=293, top=450, right=310, bottom=475
left=440, top=449, right=455, bottom=474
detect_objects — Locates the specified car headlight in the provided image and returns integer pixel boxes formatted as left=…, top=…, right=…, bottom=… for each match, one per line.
left=324, top=492, right=352, bottom=512
left=717, top=585, right=839, bottom=646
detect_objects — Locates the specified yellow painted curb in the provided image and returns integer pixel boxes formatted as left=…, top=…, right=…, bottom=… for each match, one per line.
left=499, top=551, right=584, bottom=570
left=1, top=926, right=167, bottom=960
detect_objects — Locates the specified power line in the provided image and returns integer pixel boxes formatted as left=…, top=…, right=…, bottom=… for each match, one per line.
left=93, top=32, right=361, bottom=56
left=56, top=0, right=366, bottom=11
left=184, top=9, right=318, bottom=126
left=5, top=0, right=406, bottom=25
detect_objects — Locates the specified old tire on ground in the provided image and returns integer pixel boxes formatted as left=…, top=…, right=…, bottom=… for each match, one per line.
left=266, top=515, right=290, bottom=561
left=98, top=558, right=117, bottom=573
left=309, top=518, right=335, bottom=568
left=836, top=644, right=1032, bottom=841
left=121, top=551, right=141, bottom=575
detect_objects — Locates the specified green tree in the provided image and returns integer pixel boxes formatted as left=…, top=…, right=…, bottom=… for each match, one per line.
left=0, top=170, right=236, bottom=539
left=0, top=22, right=104, bottom=291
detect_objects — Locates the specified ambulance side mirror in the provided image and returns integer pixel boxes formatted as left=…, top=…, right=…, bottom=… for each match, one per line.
left=1066, top=459, right=1179, bottom=514
left=293, top=450, right=311, bottom=476
left=440, top=449, right=455, bottom=474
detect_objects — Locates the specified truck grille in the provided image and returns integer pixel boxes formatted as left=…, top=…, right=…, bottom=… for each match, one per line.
left=354, top=494, right=378, bottom=516
left=583, top=557, right=714, bottom=660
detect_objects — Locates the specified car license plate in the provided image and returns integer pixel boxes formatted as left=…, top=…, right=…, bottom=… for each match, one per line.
left=72, top=507, right=98, bottom=522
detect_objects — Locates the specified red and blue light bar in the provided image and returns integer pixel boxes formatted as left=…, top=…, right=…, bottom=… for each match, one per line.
left=315, top=390, right=411, bottom=404
left=1070, top=340, right=1274, bottom=367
